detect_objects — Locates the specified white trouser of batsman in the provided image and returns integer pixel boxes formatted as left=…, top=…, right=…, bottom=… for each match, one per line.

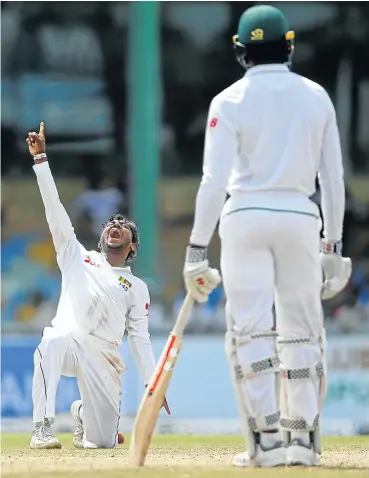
left=225, top=305, right=280, bottom=459
left=277, top=329, right=327, bottom=454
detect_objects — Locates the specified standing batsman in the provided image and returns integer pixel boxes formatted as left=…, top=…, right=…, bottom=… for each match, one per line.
left=183, top=5, right=351, bottom=468
left=27, top=123, right=169, bottom=450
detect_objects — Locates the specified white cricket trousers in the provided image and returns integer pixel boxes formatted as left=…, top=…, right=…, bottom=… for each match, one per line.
left=32, top=327, right=122, bottom=448
left=219, top=208, right=324, bottom=431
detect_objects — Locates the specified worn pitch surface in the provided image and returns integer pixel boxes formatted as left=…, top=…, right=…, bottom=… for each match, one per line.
left=2, top=434, right=368, bottom=477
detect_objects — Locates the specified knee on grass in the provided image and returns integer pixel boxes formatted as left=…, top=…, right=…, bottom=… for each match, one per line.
left=83, top=439, right=117, bottom=449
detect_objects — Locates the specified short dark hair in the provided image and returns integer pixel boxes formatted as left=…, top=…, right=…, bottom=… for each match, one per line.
left=102, top=213, right=140, bottom=262
left=247, top=38, right=289, bottom=65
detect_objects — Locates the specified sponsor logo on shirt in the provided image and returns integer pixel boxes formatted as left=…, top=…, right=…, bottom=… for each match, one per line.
left=84, top=256, right=100, bottom=267
left=118, top=276, right=132, bottom=291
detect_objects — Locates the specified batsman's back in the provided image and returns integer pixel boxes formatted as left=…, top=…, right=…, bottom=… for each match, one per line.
left=216, top=65, right=341, bottom=205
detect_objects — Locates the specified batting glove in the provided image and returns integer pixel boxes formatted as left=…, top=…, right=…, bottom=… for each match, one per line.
left=183, top=246, right=221, bottom=303
left=320, top=240, right=352, bottom=300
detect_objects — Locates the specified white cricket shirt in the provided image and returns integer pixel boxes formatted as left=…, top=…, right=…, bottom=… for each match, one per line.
left=33, top=162, right=156, bottom=383
left=190, top=64, right=345, bottom=246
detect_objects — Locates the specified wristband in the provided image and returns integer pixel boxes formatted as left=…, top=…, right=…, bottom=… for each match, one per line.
left=321, top=239, right=342, bottom=255
left=33, top=153, right=47, bottom=162
left=185, top=245, right=207, bottom=262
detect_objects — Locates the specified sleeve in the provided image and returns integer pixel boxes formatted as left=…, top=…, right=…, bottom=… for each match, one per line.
left=126, top=282, right=156, bottom=385
left=189, top=97, right=238, bottom=246
left=33, top=161, right=81, bottom=268
left=318, top=94, right=345, bottom=241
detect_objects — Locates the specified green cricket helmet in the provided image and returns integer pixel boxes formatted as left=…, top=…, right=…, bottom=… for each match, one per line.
left=232, top=5, right=295, bottom=69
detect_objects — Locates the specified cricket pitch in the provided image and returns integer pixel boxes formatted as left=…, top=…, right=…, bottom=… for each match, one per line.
left=2, top=434, right=368, bottom=477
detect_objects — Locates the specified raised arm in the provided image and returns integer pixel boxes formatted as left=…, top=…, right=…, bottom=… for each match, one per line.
left=27, top=123, right=79, bottom=267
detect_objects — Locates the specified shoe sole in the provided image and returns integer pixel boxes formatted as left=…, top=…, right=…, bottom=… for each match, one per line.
left=233, top=461, right=286, bottom=468
left=233, top=456, right=287, bottom=468
left=30, top=441, right=62, bottom=449
left=288, top=460, right=320, bottom=467
left=288, top=461, right=319, bottom=467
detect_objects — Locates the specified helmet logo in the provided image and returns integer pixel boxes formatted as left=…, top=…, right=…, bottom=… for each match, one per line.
left=250, top=28, right=264, bottom=41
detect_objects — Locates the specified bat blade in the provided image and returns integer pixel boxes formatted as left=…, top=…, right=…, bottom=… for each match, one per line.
left=128, top=294, right=193, bottom=467
left=129, top=334, right=182, bottom=466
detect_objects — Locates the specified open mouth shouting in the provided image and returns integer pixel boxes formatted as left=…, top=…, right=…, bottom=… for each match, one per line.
left=100, top=215, right=136, bottom=259
left=108, top=226, right=123, bottom=245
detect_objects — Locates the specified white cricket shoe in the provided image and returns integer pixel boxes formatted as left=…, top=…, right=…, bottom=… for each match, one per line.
left=71, top=400, right=84, bottom=448
left=287, top=439, right=320, bottom=466
left=233, top=442, right=287, bottom=467
left=30, top=419, right=62, bottom=449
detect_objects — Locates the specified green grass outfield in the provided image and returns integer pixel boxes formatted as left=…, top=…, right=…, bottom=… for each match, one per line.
left=1, top=434, right=368, bottom=478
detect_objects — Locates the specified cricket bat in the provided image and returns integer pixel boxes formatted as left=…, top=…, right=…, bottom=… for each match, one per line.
left=128, top=293, right=194, bottom=467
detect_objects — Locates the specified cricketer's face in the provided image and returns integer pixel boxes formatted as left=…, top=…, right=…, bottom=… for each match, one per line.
left=101, top=219, right=133, bottom=251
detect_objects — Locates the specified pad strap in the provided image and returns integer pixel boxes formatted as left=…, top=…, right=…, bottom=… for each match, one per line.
left=278, top=335, right=323, bottom=346
left=227, top=330, right=278, bottom=349
left=235, top=355, right=280, bottom=380
left=281, top=362, right=324, bottom=380
left=280, top=414, right=320, bottom=432
left=247, top=411, right=281, bottom=431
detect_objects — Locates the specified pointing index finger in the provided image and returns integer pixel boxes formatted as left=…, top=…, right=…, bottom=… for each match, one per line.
left=39, top=122, right=45, bottom=138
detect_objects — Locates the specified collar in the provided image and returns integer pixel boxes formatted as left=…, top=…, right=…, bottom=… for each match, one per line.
left=112, top=265, right=131, bottom=272
left=246, top=64, right=289, bottom=77
left=100, top=252, right=131, bottom=272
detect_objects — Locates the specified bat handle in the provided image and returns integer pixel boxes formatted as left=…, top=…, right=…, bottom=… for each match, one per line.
left=172, top=293, right=194, bottom=336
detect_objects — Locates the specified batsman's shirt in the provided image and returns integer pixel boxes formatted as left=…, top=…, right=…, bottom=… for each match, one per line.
left=33, top=162, right=156, bottom=383
left=190, top=64, right=345, bottom=246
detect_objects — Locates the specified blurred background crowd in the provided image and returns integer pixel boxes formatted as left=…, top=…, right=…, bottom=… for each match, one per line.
left=2, top=1, right=369, bottom=336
